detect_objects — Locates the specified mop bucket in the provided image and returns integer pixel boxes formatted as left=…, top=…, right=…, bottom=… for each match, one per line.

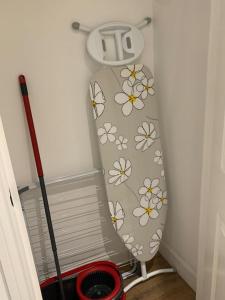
left=41, top=261, right=125, bottom=300
left=76, top=261, right=124, bottom=300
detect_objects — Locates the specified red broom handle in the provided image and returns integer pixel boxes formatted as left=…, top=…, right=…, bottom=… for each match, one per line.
left=18, top=75, right=43, bottom=177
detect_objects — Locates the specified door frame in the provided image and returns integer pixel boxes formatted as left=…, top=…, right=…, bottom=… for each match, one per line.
left=0, top=117, right=42, bottom=300
left=196, top=0, right=223, bottom=298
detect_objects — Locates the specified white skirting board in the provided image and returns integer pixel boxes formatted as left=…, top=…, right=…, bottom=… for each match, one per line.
left=159, top=241, right=196, bottom=291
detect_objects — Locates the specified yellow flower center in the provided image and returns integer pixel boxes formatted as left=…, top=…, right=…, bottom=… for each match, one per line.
left=143, top=84, right=149, bottom=91
left=111, top=216, right=118, bottom=223
left=92, top=100, right=96, bottom=108
left=120, top=170, right=126, bottom=175
left=147, top=187, right=153, bottom=193
left=145, top=134, right=151, bottom=139
left=128, top=95, right=137, bottom=103
left=130, top=70, right=137, bottom=78
left=145, top=207, right=153, bottom=215
left=160, top=197, right=165, bottom=203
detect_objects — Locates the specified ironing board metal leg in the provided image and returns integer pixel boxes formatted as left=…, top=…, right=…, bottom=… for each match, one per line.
left=124, top=267, right=175, bottom=293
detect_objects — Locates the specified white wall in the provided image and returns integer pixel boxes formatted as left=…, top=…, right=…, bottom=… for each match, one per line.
left=0, top=0, right=153, bottom=186
left=0, top=0, right=212, bottom=291
left=153, top=0, right=210, bottom=290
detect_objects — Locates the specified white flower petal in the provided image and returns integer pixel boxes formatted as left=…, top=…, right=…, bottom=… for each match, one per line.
left=108, top=174, right=121, bottom=184
left=104, top=122, right=111, bottom=131
left=122, top=80, right=133, bottom=95
left=137, top=125, right=146, bottom=135
left=115, top=201, right=122, bottom=213
left=148, top=78, right=154, bottom=86
left=121, top=68, right=132, bottom=78
left=134, top=64, right=143, bottom=71
left=115, top=93, right=129, bottom=104
left=109, top=126, right=117, bottom=134
left=135, top=135, right=145, bottom=142
left=109, top=169, right=120, bottom=176
left=149, top=87, right=155, bottom=95
left=94, top=82, right=102, bottom=95
left=136, top=83, right=144, bottom=92
left=95, top=92, right=105, bottom=104
left=141, top=89, right=148, bottom=99
left=136, top=139, right=146, bottom=150
left=96, top=103, right=105, bottom=118
left=98, top=127, right=105, bottom=136
left=108, top=134, right=115, bottom=142
left=140, top=213, right=149, bottom=226
left=133, top=98, right=144, bottom=110
left=122, top=101, right=133, bottom=116
left=142, top=77, right=148, bottom=85
left=144, top=178, right=151, bottom=188
left=157, top=202, right=163, bottom=210
left=119, top=157, right=126, bottom=170
left=149, top=123, right=155, bottom=133
left=152, top=178, right=159, bottom=188
left=113, top=160, right=121, bottom=170
left=150, top=210, right=159, bottom=219
left=125, top=167, right=132, bottom=177
left=100, top=134, right=107, bottom=144
left=125, top=159, right=131, bottom=170
left=139, top=187, right=148, bottom=195
left=142, top=140, right=150, bottom=151
left=133, top=207, right=145, bottom=217
left=136, top=71, right=145, bottom=81
left=127, top=64, right=135, bottom=71
left=116, top=219, right=124, bottom=230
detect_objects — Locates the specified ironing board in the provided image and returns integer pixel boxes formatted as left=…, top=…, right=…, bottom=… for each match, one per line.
left=90, top=64, right=168, bottom=263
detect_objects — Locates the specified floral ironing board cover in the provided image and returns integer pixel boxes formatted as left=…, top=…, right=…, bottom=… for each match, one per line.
left=89, top=64, right=168, bottom=262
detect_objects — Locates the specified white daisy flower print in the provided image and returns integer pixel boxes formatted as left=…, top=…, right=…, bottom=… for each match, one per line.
left=109, top=158, right=132, bottom=186
left=152, top=191, right=168, bottom=210
left=133, top=196, right=159, bottom=226
left=135, top=122, right=157, bottom=151
left=116, top=136, right=128, bottom=150
left=98, top=123, right=117, bottom=144
left=154, top=150, right=163, bottom=165
left=136, top=77, right=155, bottom=99
left=122, top=234, right=134, bottom=250
left=150, top=229, right=162, bottom=254
left=121, top=64, right=145, bottom=85
left=115, top=80, right=144, bottom=116
left=138, top=178, right=160, bottom=199
left=89, top=82, right=105, bottom=119
left=131, top=244, right=143, bottom=257
left=108, top=201, right=125, bottom=231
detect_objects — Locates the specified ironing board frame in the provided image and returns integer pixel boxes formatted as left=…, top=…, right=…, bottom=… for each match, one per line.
left=124, top=262, right=175, bottom=292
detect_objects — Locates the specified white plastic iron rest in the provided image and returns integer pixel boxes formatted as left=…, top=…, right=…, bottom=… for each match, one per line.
left=72, top=17, right=151, bottom=66
left=71, top=17, right=175, bottom=292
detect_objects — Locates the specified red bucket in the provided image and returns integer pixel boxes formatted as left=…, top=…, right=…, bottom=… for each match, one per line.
left=76, top=261, right=124, bottom=300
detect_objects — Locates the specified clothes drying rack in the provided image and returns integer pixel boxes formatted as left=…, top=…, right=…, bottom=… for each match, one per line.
left=19, top=169, right=138, bottom=283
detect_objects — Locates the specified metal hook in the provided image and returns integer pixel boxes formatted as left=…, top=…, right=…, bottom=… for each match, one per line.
left=71, top=17, right=152, bottom=34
